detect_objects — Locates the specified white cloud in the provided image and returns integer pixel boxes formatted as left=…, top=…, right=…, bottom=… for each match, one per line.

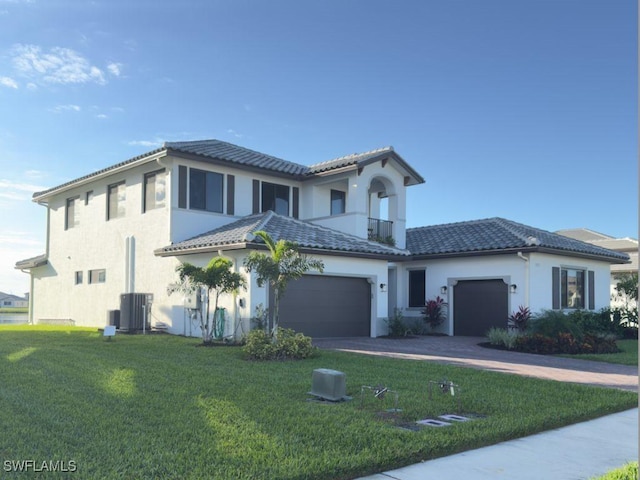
left=0, top=179, right=46, bottom=208
left=24, top=169, right=47, bottom=180
left=128, top=139, right=164, bottom=148
left=107, top=62, right=122, bottom=76
left=96, top=114, right=108, bottom=119
left=0, top=76, right=18, bottom=88
left=11, top=44, right=108, bottom=85
left=227, top=129, right=244, bottom=138
left=50, top=104, right=81, bottom=113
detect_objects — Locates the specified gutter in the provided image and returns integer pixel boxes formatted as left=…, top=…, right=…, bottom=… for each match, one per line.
left=32, top=150, right=168, bottom=202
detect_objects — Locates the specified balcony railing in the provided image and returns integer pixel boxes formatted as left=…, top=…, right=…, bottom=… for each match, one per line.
left=368, top=218, right=394, bottom=245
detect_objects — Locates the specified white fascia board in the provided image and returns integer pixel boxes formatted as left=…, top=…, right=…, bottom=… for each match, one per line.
left=32, top=150, right=168, bottom=203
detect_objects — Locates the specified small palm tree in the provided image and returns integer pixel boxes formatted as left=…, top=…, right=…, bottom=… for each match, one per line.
left=244, top=231, right=324, bottom=340
left=174, top=257, right=245, bottom=344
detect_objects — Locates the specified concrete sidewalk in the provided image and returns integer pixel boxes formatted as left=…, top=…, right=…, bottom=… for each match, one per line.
left=357, top=408, right=638, bottom=480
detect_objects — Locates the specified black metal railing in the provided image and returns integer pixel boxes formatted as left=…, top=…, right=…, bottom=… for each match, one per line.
left=368, top=218, right=394, bottom=245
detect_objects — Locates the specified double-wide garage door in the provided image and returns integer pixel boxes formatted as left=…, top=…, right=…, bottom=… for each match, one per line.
left=454, top=279, right=508, bottom=336
left=274, top=275, right=371, bottom=337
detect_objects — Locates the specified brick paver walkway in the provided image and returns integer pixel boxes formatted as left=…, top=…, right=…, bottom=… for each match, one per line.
left=313, top=336, right=638, bottom=391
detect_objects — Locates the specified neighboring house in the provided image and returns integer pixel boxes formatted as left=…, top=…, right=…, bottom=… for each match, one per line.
left=16, top=139, right=629, bottom=338
left=556, top=228, right=638, bottom=309
left=0, top=292, right=28, bottom=308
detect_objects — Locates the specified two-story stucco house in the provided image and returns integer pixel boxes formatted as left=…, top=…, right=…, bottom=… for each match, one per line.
left=16, top=139, right=629, bottom=338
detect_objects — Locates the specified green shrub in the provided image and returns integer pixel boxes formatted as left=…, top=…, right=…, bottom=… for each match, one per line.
left=486, top=327, right=518, bottom=349
left=385, top=308, right=412, bottom=337
left=515, top=334, right=558, bottom=354
left=243, top=327, right=315, bottom=360
left=529, top=310, right=584, bottom=339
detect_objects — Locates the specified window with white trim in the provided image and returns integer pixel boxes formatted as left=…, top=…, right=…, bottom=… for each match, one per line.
left=408, top=269, right=426, bottom=307
left=561, top=268, right=585, bottom=309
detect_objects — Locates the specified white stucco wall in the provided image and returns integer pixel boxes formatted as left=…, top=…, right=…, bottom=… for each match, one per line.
left=166, top=251, right=389, bottom=339
left=392, top=251, right=616, bottom=336
left=30, top=160, right=180, bottom=328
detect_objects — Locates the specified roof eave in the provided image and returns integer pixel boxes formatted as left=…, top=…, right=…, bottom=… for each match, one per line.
left=33, top=149, right=168, bottom=202
left=167, top=149, right=307, bottom=181
left=407, top=246, right=629, bottom=263
left=154, top=242, right=249, bottom=257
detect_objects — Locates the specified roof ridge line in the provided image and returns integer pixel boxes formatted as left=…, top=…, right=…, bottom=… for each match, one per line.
left=260, top=211, right=410, bottom=254
left=308, top=146, right=394, bottom=168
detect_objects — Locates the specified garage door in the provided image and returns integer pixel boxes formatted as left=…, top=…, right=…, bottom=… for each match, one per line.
left=453, top=279, right=508, bottom=336
left=272, top=275, right=371, bottom=337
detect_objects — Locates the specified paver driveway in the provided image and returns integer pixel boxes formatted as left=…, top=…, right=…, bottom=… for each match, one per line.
left=313, top=336, right=638, bottom=391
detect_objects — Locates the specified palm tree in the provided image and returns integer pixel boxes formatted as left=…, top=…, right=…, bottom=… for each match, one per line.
left=174, top=257, right=245, bottom=344
left=244, top=231, right=324, bottom=340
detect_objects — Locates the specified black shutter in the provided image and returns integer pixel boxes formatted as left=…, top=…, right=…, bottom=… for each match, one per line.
left=588, top=271, right=595, bottom=310
left=227, top=175, right=235, bottom=215
left=178, top=166, right=187, bottom=209
left=552, top=267, right=560, bottom=310
left=252, top=180, right=260, bottom=213
left=292, top=187, right=299, bottom=219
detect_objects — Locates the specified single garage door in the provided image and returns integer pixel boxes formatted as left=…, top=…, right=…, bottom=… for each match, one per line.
left=453, top=279, right=508, bottom=336
left=272, top=275, right=371, bottom=337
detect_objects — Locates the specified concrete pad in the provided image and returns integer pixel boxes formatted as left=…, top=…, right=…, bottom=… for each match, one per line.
left=357, top=409, right=638, bottom=480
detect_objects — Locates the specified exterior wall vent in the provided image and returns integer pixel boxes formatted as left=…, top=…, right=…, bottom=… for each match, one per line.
left=308, top=368, right=347, bottom=402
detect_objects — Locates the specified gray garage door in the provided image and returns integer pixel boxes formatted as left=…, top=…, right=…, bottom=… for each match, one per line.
left=453, top=279, right=508, bottom=336
left=272, top=275, right=371, bottom=337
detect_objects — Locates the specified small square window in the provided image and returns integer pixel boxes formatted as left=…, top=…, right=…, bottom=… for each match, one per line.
left=75, top=271, right=83, bottom=285
left=89, top=269, right=106, bottom=284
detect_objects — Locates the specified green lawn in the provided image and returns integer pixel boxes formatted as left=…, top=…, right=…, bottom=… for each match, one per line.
left=592, top=462, right=638, bottom=480
left=0, top=326, right=636, bottom=480
left=560, top=339, right=638, bottom=366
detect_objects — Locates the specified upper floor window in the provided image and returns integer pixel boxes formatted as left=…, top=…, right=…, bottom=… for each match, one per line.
left=189, top=168, right=223, bottom=213
left=262, top=182, right=289, bottom=216
left=107, top=182, right=126, bottom=220
left=330, top=190, right=346, bottom=215
left=144, top=169, right=166, bottom=212
left=65, top=197, right=79, bottom=230
left=561, top=268, right=584, bottom=309
left=408, top=269, right=426, bottom=307
left=85, top=190, right=93, bottom=205
left=74, top=271, right=83, bottom=285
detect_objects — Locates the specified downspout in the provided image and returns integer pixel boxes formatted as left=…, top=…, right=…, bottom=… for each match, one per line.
left=516, top=252, right=529, bottom=307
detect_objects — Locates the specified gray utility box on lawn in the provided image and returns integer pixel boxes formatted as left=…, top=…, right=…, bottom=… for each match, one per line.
left=309, top=369, right=347, bottom=401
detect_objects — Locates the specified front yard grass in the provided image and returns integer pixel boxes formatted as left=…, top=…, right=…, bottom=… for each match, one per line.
left=0, top=326, right=636, bottom=480
left=560, top=339, right=638, bottom=366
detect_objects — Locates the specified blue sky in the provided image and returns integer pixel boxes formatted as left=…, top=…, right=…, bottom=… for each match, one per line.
left=0, top=0, right=637, bottom=295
